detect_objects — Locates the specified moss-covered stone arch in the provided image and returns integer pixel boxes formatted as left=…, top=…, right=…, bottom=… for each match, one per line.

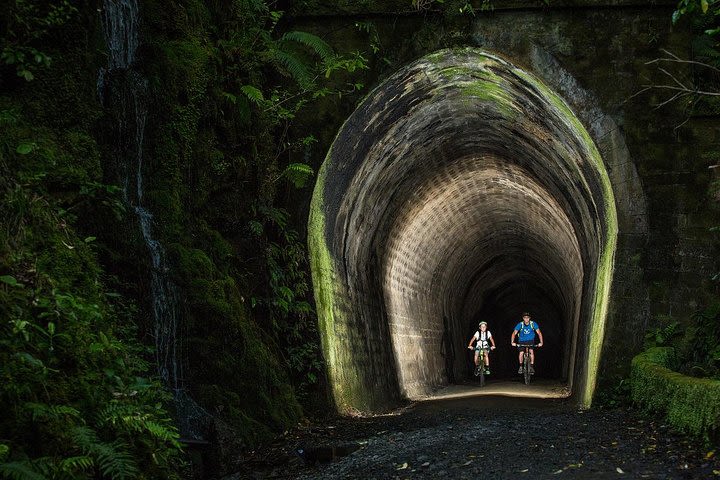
left=309, top=48, right=619, bottom=412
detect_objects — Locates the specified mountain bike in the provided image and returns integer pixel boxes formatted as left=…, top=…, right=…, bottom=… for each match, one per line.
left=516, top=344, right=540, bottom=385
left=473, top=348, right=489, bottom=387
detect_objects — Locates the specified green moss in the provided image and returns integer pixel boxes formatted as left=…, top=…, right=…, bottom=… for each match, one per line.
left=307, top=155, right=346, bottom=410
left=632, top=347, right=720, bottom=441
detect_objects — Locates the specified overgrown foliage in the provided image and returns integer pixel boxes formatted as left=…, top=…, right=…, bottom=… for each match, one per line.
left=0, top=110, right=182, bottom=477
left=0, top=0, right=77, bottom=81
left=681, top=304, right=720, bottom=379
left=147, top=0, right=370, bottom=405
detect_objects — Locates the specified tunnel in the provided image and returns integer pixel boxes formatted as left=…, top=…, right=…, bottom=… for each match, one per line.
left=308, top=48, right=618, bottom=412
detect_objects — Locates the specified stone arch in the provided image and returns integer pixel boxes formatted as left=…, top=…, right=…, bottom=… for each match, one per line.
left=309, top=48, right=638, bottom=411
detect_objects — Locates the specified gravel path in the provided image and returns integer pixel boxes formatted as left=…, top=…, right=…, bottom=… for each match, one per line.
left=235, top=392, right=720, bottom=479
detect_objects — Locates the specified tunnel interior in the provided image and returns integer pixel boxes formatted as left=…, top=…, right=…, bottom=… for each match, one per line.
left=309, top=49, right=617, bottom=411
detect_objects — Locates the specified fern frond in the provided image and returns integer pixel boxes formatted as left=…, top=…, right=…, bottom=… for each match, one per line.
left=240, top=85, right=264, bottom=105
left=69, top=427, right=139, bottom=480
left=280, top=31, right=333, bottom=60
left=26, top=403, right=80, bottom=422
left=59, top=456, right=94, bottom=474
left=141, top=420, right=181, bottom=446
left=282, top=163, right=314, bottom=188
left=270, top=50, right=314, bottom=89
left=97, top=404, right=181, bottom=448
left=0, top=462, right=46, bottom=480
left=95, top=442, right=137, bottom=480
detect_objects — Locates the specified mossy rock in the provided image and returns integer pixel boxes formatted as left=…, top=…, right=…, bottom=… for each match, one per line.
left=631, top=347, right=720, bottom=442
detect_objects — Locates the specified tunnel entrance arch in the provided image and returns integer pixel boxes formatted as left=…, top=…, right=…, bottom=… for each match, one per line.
left=309, top=48, right=618, bottom=412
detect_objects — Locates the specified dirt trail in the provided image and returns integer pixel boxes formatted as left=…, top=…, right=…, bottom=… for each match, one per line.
left=232, top=383, right=720, bottom=480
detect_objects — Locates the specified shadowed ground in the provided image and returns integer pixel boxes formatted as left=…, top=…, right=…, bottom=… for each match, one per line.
left=231, top=392, right=720, bottom=479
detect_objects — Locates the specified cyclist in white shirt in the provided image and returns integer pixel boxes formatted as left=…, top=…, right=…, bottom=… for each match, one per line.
left=467, top=321, right=496, bottom=374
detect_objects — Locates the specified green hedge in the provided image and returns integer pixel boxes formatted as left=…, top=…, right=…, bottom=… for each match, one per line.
left=631, top=347, right=720, bottom=441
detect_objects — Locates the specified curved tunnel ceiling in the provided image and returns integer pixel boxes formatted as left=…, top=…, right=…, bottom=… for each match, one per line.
left=309, top=48, right=618, bottom=412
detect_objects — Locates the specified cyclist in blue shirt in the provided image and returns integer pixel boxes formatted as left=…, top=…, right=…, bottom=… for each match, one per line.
left=510, top=312, right=544, bottom=374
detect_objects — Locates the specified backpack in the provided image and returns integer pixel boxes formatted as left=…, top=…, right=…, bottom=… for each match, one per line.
left=519, top=322, right=536, bottom=333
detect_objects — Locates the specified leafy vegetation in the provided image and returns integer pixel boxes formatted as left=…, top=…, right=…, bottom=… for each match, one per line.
left=0, top=0, right=77, bottom=81
left=142, top=0, right=371, bottom=411
left=0, top=107, right=182, bottom=477
left=681, top=304, right=720, bottom=380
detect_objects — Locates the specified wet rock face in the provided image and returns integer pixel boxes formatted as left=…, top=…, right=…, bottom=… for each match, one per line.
left=310, top=49, right=621, bottom=411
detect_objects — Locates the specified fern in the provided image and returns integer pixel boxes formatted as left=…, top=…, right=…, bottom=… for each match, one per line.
left=26, top=403, right=80, bottom=422
left=270, top=49, right=314, bottom=89
left=0, top=463, right=46, bottom=480
left=240, top=85, right=264, bottom=105
left=59, top=456, right=94, bottom=474
left=280, top=31, right=333, bottom=60
left=69, top=427, right=139, bottom=480
left=98, top=403, right=180, bottom=447
left=282, top=163, right=314, bottom=188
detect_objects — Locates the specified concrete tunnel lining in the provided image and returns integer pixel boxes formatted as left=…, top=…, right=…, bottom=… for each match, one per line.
left=308, top=48, right=618, bottom=412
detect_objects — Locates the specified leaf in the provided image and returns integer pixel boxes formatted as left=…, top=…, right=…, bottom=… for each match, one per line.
left=15, top=352, right=46, bottom=370
left=221, top=91, right=237, bottom=104
left=84, top=236, right=96, bottom=243
left=282, top=163, right=314, bottom=188
left=701, top=0, right=709, bottom=13
left=240, top=85, right=264, bottom=105
left=280, top=31, right=334, bottom=60
left=16, top=142, right=36, bottom=155
left=60, top=455, right=94, bottom=472
left=0, top=462, right=46, bottom=480
left=616, top=467, right=624, bottom=474
left=270, top=49, right=314, bottom=89
left=0, top=275, right=23, bottom=287
left=396, top=462, right=408, bottom=470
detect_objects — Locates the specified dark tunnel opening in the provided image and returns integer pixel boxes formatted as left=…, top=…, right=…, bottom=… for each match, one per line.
left=467, top=282, right=565, bottom=380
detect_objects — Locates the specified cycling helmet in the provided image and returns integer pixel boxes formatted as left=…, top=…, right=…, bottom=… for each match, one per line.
left=478, top=321, right=487, bottom=327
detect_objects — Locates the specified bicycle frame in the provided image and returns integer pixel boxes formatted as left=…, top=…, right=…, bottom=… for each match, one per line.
left=517, top=344, right=537, bottom=385
left=474, top=348, right=488, bottom=386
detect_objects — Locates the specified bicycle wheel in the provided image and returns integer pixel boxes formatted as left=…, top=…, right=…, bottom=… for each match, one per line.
left=479, top=351, right=485, bottom=387
left=523, top=350, right=531, bottom=385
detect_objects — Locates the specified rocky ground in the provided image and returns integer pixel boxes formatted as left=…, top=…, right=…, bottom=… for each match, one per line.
left=230, top=384, right=720, bottom=480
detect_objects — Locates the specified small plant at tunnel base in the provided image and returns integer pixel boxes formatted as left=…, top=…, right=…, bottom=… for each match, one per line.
left=681, top=303, right=720, bottom=380
left=644, top=315, right=682, bottom=348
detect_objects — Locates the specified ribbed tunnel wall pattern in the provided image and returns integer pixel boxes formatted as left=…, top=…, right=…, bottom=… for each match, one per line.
left=309, top=49, right=618, bottom=411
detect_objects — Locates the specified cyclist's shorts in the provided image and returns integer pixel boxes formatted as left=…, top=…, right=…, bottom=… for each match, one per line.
left=475, top=346, right=490, bottom=352
left=517, top=341, right=534, bottom=348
